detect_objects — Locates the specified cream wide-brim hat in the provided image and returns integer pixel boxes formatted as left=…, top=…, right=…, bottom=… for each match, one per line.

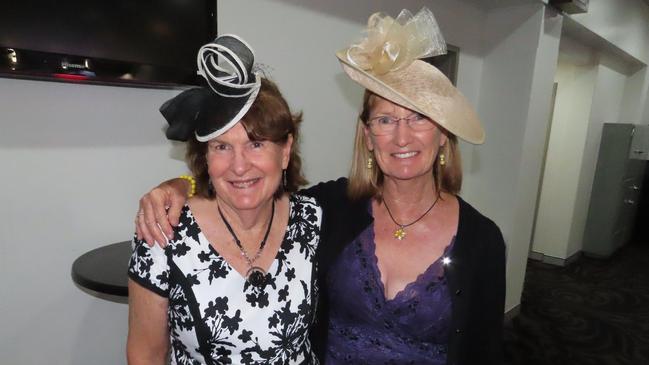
left=336, top=49, right=484, bottom=145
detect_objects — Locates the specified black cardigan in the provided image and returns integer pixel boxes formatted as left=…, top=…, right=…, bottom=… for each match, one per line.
left=302, top=178, right=506, bottom=365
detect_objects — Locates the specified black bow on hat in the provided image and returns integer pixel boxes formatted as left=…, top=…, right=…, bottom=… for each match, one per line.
left=161, top=34, right=261, bottom=142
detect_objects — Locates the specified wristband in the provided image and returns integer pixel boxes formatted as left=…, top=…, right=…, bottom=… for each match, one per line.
left=179, top=175, right=196, bottom=198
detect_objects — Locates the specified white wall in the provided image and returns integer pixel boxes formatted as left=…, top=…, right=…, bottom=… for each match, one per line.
left=620, top=67, right=649, bottom=123
left=569, top=64, right=628, bottom=255
left=532, top=48, right=599, bottom=259
left=532, top=47, right=630, bottom=260
left=507, top=6, right=563, bottom=307
left=0, top=78, right=184, bottom=364
left=463, top=4, right=547, bottom=312
left=644, top=87, right=649, bottom=122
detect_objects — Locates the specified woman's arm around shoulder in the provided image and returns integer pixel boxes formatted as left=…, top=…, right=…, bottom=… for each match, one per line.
left=127, top=279, right=170, bottom=365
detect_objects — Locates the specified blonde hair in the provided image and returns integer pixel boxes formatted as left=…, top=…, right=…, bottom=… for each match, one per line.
left=347, top=90, right=463, bottom=200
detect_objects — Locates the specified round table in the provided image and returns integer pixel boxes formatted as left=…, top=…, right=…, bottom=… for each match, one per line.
left=71, top=241, right=131, bottom=297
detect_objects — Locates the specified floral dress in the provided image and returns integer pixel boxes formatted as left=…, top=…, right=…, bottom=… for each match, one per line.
left=128, top=194, right=322, bottom=365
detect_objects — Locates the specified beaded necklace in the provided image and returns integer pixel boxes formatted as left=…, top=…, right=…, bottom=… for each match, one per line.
left=217, top=200, right=275, bottom=288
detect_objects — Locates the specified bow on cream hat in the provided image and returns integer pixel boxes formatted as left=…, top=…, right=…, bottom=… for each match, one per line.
left=336, top=8, right=485, bottom=144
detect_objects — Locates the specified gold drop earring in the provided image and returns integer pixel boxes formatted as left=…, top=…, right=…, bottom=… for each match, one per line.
left=367, top=156, right=374, bottom=169
left=439, top=153, right=446, bottom=166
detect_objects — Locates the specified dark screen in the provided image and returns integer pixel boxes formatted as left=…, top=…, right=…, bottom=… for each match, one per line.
left=0, top=0, right=215, bottom=85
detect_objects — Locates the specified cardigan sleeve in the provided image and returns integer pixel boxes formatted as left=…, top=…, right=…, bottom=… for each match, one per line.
left=447, top=199, right=507, bottom=365
left=477, top=221, right=506, bottom=364
left=300, top=178, right=348, bottom=205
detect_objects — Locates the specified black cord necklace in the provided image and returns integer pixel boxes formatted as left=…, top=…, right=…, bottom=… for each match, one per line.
left=217, top=200, right=275, bottom=288
left=383, top=194, right=440, bottom=240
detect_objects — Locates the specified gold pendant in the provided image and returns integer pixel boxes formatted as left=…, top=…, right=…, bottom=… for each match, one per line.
left=394, top=226, right=406, bottom=240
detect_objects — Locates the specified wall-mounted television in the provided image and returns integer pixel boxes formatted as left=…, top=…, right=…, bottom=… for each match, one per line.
left=0, top=0, right=217, bottom=88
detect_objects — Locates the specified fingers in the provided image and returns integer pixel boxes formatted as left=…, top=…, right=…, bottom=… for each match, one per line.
left=135, top=178, right=190, bottom=248
left=136, top=209, right=156, bottom=247
left=151, top=187, right=176, bottom=241
left=135, top=211, right=143, bottom=241
left=167, top=194, right=185, bottom=229
left=134, top=212, right=144, bottom=241
left=140, top=194, right=169, bottom=248
left=164, top=177, right=191, bottom=228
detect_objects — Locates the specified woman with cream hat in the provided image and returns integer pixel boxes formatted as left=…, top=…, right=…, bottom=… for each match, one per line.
left=136, top=8, right=505, bottom=365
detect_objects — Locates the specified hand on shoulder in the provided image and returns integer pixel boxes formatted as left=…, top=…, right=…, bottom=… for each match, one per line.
left=135, top=177, right=191, bottom=247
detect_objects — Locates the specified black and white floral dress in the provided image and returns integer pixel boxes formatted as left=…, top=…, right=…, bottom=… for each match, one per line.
left=128, top=194, right=322, bottom=365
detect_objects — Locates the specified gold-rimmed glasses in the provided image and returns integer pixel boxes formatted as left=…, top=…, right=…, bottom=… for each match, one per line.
left=367, top=113, right=435, bottom=135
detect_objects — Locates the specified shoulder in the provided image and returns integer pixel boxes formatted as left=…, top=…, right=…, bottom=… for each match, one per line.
left=179, top=203, right=192, bottom=220
left=299, top=177, right=348, bottom=201
left=288, top=194, right=323, bottom=249
left=458, top=197, right=500, bottom=232
left=456, top=196, right=505, bottom=251
left=290, top=193, right=323, bottom=223
left=298, top=178, right=360, bottom=220
left=171, top=204, right=197, bottom=235
left=290, top=192, right=321, bottom=213
left=165, top=203, right=202, bottom=254
left=301, top=179, right=375, bottom=233
left=290, top=191, right=318, bottom=206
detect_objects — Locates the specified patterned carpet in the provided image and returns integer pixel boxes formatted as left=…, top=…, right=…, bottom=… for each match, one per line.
left=504, top=242, right=649, bottom=365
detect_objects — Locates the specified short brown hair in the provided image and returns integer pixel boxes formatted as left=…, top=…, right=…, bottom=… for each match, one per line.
left=347, top=90, right=462, bottom=200
left=186, top=78, right=307, bottom=199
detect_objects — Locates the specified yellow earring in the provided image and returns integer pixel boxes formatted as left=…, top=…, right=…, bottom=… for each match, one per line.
left=367, top=156, right=374, bottom=169
left=439, top=153, right=446, bottom=166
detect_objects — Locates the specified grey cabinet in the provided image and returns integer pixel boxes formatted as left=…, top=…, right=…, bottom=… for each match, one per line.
left=583, top=123, right=646, bottom=257
left=629, top=125, right=649, bottom=160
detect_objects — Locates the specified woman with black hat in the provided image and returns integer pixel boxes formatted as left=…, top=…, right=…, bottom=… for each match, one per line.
left=136, top=9, right=505, bottom=365
left=127, top=35, right=321, bottom=364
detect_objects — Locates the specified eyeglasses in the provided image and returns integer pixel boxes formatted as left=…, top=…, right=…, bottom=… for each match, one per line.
left=366, top=113, right=435, bottom=135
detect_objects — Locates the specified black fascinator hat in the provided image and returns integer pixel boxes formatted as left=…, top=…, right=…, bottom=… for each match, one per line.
left=161, top=34, right=261, bottom=142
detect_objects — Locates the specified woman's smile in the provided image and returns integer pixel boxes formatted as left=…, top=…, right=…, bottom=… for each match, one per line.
left=229, top=177, right=262, bottom=189
left=391, top=151, right=419, bottom=159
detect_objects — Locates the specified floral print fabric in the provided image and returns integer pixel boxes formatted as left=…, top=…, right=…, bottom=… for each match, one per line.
left=128, top=194, right=322, bottom=365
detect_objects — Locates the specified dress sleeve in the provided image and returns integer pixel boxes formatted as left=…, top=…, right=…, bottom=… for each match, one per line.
left=127, top=236, right=170, bottom=297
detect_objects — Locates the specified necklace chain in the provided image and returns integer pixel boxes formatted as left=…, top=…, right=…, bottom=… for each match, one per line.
left=383, top=194, right=440, bottom=240
left=217, top=200, right=275, bottom=268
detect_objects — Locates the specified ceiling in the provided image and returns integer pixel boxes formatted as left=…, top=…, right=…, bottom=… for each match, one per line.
left=561, top=15, right=645, bottom=75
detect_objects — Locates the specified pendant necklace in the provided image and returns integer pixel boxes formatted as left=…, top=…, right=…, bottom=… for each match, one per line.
left=217, top=200, right=275, bottom=288
left=383, top=194, right=440, bottom=240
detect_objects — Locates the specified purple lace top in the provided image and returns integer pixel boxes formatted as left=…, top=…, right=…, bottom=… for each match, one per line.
left=325, top=222, right=454, bottom=364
